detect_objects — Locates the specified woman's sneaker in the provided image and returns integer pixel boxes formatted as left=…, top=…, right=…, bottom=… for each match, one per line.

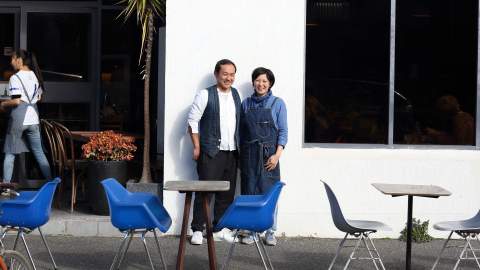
left=190, top=231, right=203, bottom=245
left=264, top=231, right=277, bottom=246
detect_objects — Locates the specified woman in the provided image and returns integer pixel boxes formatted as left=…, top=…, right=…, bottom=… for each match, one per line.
left=240, top=67, right=287, bottom=246
left=1, top=50, right=51, bottom=183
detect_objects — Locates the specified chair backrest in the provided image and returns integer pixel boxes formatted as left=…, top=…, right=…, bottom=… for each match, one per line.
left=40, top=119, right=59, bottom=175
left=101, top=178, right=130, bottom=204
left=320, top=180, right=354, bottom=233
left=0, top=178, right=61, bottom=229
left=50, top=121, right=76, bottom=169
left=216, top=181, right=285, bottom=232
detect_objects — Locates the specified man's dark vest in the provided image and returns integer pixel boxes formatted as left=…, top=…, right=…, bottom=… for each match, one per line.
left=199, top=85, right=241, bottom=157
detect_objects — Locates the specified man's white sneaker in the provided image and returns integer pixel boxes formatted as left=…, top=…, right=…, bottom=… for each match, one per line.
left=213, top=228, right=238, bottom=243
left=190, top=231, right=203, bottom=245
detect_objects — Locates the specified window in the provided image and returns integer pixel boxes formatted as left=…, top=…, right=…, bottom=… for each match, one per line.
left=305, top=0, right=478, bottom=146
left=0, top=13, right=15, bottom=83
left=27, top=13, right=91, bottom=82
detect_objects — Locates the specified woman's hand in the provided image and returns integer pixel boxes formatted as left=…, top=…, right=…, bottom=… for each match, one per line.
left=265, top=154, right=280, bottom=171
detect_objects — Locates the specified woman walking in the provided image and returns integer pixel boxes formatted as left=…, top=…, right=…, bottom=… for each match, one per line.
left=1, top=50, right=51, bottom=183
left=240, top=67, right=287, bottom=246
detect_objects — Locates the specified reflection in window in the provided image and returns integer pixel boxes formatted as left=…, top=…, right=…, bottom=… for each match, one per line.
left=305, top=0, right=390, bottom=144
left=27, top=13, right=90, bottom=82
left=0, top=13, right=15, bottom=84
left=394, top=0, right=478, bottom=145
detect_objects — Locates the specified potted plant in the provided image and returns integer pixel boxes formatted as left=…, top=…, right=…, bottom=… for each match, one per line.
left=82, top=130, right=137, bottom=215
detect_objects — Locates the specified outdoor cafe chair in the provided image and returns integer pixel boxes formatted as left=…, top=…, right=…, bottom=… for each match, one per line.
left=321, top=180, right=390, bottom=270
left=101, top=178, right=171, bottom=270
left=0, top=178, right=61, bottom=270
left=431, top=211, right=480, bottom=270
left=215, top=181, right=285, bottom=270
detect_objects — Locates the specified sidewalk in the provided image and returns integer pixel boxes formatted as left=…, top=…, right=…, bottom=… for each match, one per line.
left=3, top=235, right=479, bottom=270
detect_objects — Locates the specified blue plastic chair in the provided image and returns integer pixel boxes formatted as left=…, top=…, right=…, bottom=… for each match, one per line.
left=431, top=211, right=480, bottom=270
left=215, top=181, right=285, bottom=270
left=101, top=178, right=171, bottom=270
left=0, top=178, right=61, bottom=270
left=321, top=180, right=390, bottom=270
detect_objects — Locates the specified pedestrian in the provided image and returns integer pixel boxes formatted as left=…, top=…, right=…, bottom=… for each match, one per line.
left=187, top=59, right=241, bottom=245
left=1, top=49, right=52, bottom=183
left=240, top=67, right=287, bottom=246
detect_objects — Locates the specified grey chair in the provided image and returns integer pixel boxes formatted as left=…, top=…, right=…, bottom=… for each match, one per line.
left=431, top=211, right=480, bottom=270
left=321, top=180, right=391, bottom=270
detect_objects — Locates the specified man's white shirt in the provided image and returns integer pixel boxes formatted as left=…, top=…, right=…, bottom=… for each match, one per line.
left=188, top=88, right=238, bottom=151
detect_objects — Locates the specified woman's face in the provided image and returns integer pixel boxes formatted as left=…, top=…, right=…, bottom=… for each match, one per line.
left=253, top=74, right=271, bottom=97
left=10, top=56, right=22, bottom=71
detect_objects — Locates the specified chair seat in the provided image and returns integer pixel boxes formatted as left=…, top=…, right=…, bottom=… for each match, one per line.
left=434, top=221, right=480, bottom=232
left=347, top=219, right=392, bottom=232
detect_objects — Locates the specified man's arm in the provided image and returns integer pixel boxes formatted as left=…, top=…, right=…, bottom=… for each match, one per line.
left=187, top=89, right=208, bottom=160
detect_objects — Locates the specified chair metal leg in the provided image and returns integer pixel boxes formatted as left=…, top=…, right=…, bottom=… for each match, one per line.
left=20, top=231, right=37, bottom=270
left=431, top=231, right=453, bottom=270
left=258, top=233, right=275, bottom=270
left=453, top=237, right=469, bottom=270
left=12, top=230, right=20, bottom=251
left=253, top=233, right=269, bottom=270
left=328, top=233, right=348, bottom=270
left=221, top=230, right=238, bottom=270
left=466, top=236, right=480, bottom=269
left=109, top=232, right=129, bottom=270
left=38, top=227, right=58, bottom=269
left=343, top=234, right=363, bottom=270
left=367, top=235, right=386, bottom=270
left=153, top=229, right=168, bottom=270
left=141, top=231, right=155, bottom=270
left=361, top=235, right=379, bottom=270
left=116, top=231, right=134, bottom=270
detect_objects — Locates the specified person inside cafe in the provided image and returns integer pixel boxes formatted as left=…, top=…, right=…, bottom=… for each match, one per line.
left=187, top=59, right=241, bottom=245
left=0, top=50, right=52, bottom=183
left=239, top=67, right=287, bottom=246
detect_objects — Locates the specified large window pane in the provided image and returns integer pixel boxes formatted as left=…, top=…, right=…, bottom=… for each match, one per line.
left=27, top=13, right=90, bottom=82
left=0, top=13, right=15, bottom=83
left=394, top=0, right=478, bottom=145
left=305, top=0, right=390, bottom=144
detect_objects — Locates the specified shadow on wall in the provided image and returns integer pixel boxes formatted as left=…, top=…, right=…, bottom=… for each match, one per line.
left=167, top=73, right=216, bottom=231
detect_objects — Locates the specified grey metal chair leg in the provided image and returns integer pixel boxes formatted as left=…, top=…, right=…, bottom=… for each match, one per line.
left=258, top=234, right=274, bottom=270
left=153, top=229, right=168, bottom=270
left=38, top=227, right=58, bottom=269
left=367, top=235, right=386, bottom=270
left=221, top=230, right=238, bottom=270
left=466, top=236, right=480, bottom=269
left=12, top=230, right=20, bottom=251
left=20, top=231, right=37, bottom=270
left=116, top=231, right=134, bottom=270
left=431, top=231, right=453, bottom=270
left=328, top=233, right=348, bottom=270
left=453, top=237, right=469, bottom=270
left=361, top=234, right=379, bottom=270
left=343, top=234, right=362, bottom=270
left=141, top=231, right=155, bottom=270
left=109, top=232, right=129, bottom=270
left=253, top=233, right=269, bottom=270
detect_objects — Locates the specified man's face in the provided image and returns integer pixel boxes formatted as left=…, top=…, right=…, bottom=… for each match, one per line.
left=215, top=64, right=236, bottom=91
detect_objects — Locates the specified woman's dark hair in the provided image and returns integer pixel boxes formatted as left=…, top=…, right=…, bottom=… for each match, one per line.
left=251, top=67, right=275, bottom=88
left=13, top=49, right=45, bottom=91
left=214, top=59, right=237, bottom=74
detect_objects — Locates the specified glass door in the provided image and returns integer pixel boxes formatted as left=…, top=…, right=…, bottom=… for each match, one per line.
left=0, top=8, right=19, bottom=94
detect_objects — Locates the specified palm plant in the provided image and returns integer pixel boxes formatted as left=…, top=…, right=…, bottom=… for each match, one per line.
left=118, top=0, right=165, bottom=183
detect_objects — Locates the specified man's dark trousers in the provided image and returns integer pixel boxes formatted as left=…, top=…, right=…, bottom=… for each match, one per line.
left=191, top=150, right=237, bottom=232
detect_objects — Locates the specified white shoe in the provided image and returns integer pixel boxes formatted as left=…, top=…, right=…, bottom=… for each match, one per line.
left=213, top=228, right=238, bottom=243
left=190, top=231, right=203, bottom=245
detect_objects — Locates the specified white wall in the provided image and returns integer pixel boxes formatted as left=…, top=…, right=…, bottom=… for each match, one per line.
left=163, top=0, right=480, bottom=237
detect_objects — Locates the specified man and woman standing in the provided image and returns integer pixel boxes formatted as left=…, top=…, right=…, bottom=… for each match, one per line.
left=187, top=59, right=287, bottom=246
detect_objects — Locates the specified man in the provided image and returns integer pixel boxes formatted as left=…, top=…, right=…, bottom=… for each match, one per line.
left=187, top=59, right=241, bottom=245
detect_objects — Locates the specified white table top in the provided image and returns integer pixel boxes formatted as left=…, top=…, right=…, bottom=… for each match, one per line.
left=164, top=180, right=230, bottom=192
left=372, top=183, right=451, bottom=198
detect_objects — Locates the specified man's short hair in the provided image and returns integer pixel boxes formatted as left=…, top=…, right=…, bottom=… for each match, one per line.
left=214, top=59, right=237, bottom=74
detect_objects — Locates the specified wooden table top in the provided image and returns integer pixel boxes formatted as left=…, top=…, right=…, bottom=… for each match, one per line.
left=164, top=181, right=230, bottom=192
left=372, top=183, right=451, bottom=198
